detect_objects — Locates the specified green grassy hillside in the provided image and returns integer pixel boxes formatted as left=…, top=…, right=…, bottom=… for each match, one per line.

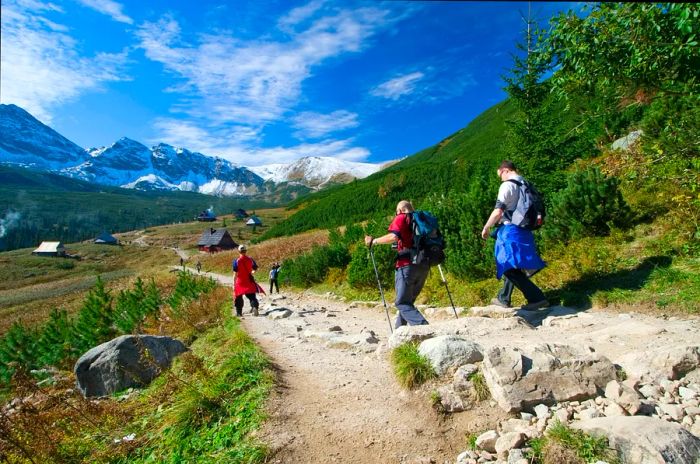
left=0, top=165, right=275, bottom=251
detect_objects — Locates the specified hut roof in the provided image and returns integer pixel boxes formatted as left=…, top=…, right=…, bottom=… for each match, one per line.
left=246, top=216, right=262, bottom=225
left=33, top=242, right=64, bottom=253
left=197, top=228, right=236, bottom=247
left=95, top=232, right=118, bottom=244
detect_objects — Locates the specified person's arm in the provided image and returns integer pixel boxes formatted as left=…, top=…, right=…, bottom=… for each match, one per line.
left=481, top=208, right=504, bottom=239
left=364, top=232, right=399, bottom=247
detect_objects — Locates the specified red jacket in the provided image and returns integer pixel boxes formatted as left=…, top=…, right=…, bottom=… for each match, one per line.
left=233, top=254, right=258, bottom=296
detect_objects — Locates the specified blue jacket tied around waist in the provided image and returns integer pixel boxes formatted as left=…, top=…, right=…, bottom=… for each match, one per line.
left=495, top=224, right=546, bottom=279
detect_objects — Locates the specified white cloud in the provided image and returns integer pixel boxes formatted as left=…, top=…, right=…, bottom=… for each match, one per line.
left=0, top=0, right=129, bottom=123
left=292, top=110, right=359, bottom=138
left=278, top=0, right=326, bottom=31
left=75, top=0, right=133, bottom=24
left=152, top=117, right=369, bottom=166
left=370, top=71, right=424, bottom=101
left=137, top=7, right=396, bottom=126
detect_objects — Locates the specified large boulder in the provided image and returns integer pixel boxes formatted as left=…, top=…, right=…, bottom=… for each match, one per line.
left=619, top=345, right=700, bottom=382
left=387, top=325, right=437, bottom=350
left=482, top=344, right=617, bottom=413
left=74, top=335, right=187, bottom=397
left=573, top=416, right=700, bottom=464
left=417, top=336, right=483, bottom=375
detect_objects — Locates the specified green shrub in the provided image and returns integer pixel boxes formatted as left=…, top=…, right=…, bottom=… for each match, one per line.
left=468, top=371, right=490, bottom=401
left=526, top=422, right=619, bottom=464
left=543, top=167, right=630, bottom=243
left=391, top=342, right=436, bottom=389
left=0, top=322, right=40, bottom=383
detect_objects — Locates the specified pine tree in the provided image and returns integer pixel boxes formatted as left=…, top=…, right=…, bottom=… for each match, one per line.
left=0, top=322, right=39, bottom=383
left=502, top=7, right=566, bottom=196
left=36, top=308, right=73, bottom=368
left=71, top=277, right=115, bottom=355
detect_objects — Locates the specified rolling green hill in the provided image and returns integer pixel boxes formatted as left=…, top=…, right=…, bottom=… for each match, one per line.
left=0, top=165, right=275, bottom=251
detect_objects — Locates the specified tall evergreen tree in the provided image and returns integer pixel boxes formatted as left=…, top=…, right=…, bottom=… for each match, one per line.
left=71, top=277, right=115, bottom=355
left=36, top=308, right=73, bottom=367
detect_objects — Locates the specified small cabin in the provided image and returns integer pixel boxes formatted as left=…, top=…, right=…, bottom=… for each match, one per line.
left=32, top=241, right=66, bottom=257
left=94, top=232, right=118, bottom=245
left=196, top=209, right=217, bottom=222
left=246, top=216, right=262, bottom=227
left=234, top=208, right=249, bottom=219
left=197, top=228, right=237, bottom=253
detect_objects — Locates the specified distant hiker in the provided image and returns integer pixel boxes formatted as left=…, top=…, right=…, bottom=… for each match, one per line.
left=232, top=245, right=260, bottom=317
left=180, top=257, right=184, bottom=269
left=269, top=262, right=281, bottom=294
left=481, top=160, right=548, bottom=310
left=196, top=260, right=202, bottom=273
left=365, top=200, right=430, bottom=328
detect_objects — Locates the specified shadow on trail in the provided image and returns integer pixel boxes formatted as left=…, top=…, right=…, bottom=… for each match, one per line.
left=518, top=255, right=672, bottom=327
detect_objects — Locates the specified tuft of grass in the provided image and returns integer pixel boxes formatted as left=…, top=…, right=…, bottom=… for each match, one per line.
left=466, top=432, right=479, bottom=451
left=391, top=342, right=436, bottom=389
left=526, top=423, right=619, bottom=464
left=468, top=371, right=490, bottom=401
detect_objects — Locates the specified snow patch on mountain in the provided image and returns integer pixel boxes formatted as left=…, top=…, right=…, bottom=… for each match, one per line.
left=250, top=156, right=381, bottom=188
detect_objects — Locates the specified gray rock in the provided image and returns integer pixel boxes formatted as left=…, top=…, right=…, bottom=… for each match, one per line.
left=417, top=336, right=483, bottom=376
left=554, top=407, right=572, bottom=424
left=605, top=402, right=629, bottom=417
left=507, top=448, right=527, bottom=464
left=436, top=385, right=467, bottom=413
left=579, top=408, right=603, bottom=421
left=639, top=384, right=663, bottom=399
left=659, top=403, right=684, bottom=422
left=574, top=416, right=700, bottom=464
left=495, top=432, right=526, bottom=457
left=499, top=418, right=536, bottom=438
left=623, top=345, right=700, bottom=382
left=481, top=344, right=617, bottom=413
left=611, top=129, right=643, bottom=151
left=268, top=308, right=293, bottom=319
left=605, top=379, right=642, bottom=415
left=679, top=386, right=698, bottom=400
left=74, top=335, right=187, bottom=397
left=533, top=404, right=550, bottom=420
left=387, top=325, right=437, bottom=349
left=475, top=430, right=498, bottom=453
left=454, top=364, right=479, bottom=392
left=328, top=325, right=343, bottom=332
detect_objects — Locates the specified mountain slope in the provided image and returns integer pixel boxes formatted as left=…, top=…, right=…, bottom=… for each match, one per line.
left=260, top=99, right=518, bottom=239
left=0, top=104, right=88, bottom=170
left=251, top=156, right=381, bottom=189
left=0, top=164, right=272, bottom=251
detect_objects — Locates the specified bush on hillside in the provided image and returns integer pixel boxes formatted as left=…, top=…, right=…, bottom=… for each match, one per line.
left=543, top=167, right=630, bottom=243
left=346, top=218, right=396, bottom=289
left=422, top=179, right=496, bottom=280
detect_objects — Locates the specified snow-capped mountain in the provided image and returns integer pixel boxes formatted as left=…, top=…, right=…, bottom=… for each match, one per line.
left=250, top=156, right=381, bottom=189
left=61, top=137, right=264, bottom=195
left=0, top=104, right=89, bottom=170
left=0, top=103, right=386, bottom=197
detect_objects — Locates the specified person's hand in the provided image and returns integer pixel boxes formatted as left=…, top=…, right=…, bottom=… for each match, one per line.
left=364, top=235, right=373, bottom=247
left=481, top=227, right=490, bottom=240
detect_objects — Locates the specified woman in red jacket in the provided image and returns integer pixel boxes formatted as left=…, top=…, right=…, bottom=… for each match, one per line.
left=232, top=244, right=260, bottom=317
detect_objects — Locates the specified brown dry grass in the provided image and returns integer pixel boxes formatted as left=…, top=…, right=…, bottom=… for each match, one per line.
left=199, top=229, right=329, bottom=275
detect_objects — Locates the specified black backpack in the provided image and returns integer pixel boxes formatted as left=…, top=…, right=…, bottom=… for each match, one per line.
left=408, top=211, right=446, bottom=266
left=506, top=179, right=546, bottom=230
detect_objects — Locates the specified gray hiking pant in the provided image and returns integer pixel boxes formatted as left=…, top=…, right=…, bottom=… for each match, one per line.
left=394, top=263, right=430, bottom=329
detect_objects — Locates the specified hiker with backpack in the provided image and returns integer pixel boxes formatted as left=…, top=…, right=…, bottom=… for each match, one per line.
left=232, top=244, right=261, bottom=317
left=365, top=200, right=435, bottom=328
left=269, top=262, right=281, bottom=294
left=481, top=160, right=548, bottom=311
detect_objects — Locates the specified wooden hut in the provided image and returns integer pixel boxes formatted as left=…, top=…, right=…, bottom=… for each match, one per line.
left=94, top=232, right=118, bottom=245
left=32, top=241, right=66, bottom=257
left=196, top=209, right=217, bottom=222
left=246, top=216, right=262, bottom=227
left=197, top=228, right=237, bottom=253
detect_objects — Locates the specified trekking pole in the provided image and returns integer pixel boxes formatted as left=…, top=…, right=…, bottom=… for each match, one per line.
left=369, top=245, right=393, bottom=334
left=437, top=264, right=459, bottom=319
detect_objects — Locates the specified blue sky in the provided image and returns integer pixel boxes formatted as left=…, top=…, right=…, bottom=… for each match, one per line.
left=0, top=0, right=579, bottom=166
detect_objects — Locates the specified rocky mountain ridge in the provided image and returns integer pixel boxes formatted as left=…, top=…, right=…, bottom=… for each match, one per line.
left=0, top=104, right=384, bottom=197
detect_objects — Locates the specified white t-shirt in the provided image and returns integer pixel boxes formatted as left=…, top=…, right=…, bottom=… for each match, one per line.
left=495, top=175, right=524, bottom=224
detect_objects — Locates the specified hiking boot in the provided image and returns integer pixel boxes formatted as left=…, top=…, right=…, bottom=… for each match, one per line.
left=490, top=298, right=511, bottom=308
left=520, top=300, right=549, bottom=311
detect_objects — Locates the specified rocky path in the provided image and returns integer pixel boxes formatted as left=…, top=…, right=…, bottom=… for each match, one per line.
left=229, top=289, right=700, bottom=464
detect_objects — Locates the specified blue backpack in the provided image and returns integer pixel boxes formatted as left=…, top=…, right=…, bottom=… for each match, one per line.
left=409, top=211, right=446, bottom=266
left=506, top=179, right=546, bottom=230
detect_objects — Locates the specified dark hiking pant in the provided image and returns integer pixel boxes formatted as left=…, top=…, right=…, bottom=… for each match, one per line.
left=234, top=293, right=259, bottom=316
left=394, top=263, right=430, bottom=329
left=269, top=279, right=279, bottom=294
left=501, top=269, right=545, bottom=304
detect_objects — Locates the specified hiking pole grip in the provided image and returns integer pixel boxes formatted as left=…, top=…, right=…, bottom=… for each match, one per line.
left=369, top=245, right=393, bottom=334
left=438, top=264, right=459, bottom=319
